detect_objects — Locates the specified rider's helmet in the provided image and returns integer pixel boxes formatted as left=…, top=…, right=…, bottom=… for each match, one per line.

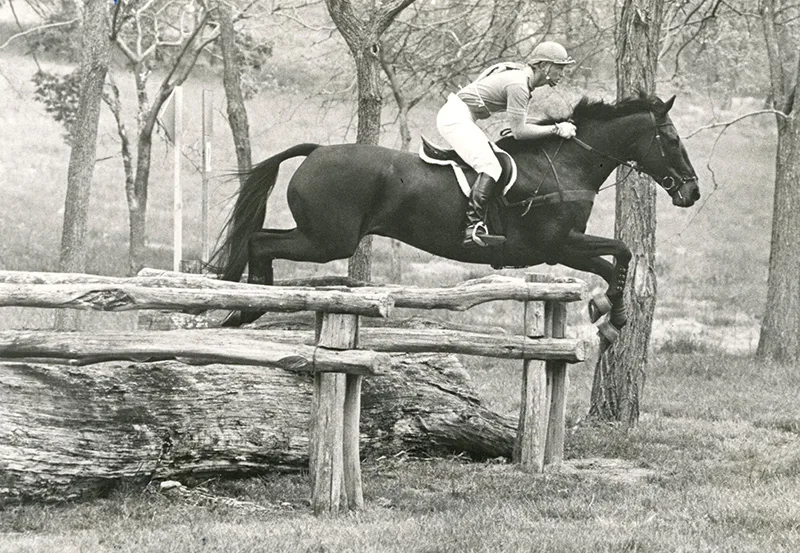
left=529, top=41, right=576, bottom=66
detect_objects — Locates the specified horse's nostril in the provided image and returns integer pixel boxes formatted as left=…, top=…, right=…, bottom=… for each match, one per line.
left=692, top=189, right=701, bottom=201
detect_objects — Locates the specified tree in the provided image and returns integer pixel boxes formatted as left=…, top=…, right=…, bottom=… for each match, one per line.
left=589, top=0, right=664, bottom=427
left=215, top=0, right=252, bottom=181
left=55, top=0, right=111, bottom=330
left=107, top=0, right=219, bottom=274
left=756, top=0, right=800, bottom=361
left=324, top=0, right=417, bottom=282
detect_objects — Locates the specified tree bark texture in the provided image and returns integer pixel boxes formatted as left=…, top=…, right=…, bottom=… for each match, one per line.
left=56, top=0, right=110, bottom=330
left=590, top=0, right=664, bottom=427
left=0, top=353, right=516, bottom=505
left=216, top=0, right=252, bottom=181
left=756, top=0, right=800, bottom=361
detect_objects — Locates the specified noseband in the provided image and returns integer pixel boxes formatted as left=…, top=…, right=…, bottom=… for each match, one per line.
left=572, top=111, right=697, bottom=195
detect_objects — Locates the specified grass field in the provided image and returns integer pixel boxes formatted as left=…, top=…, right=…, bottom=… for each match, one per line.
left=1, top=30, right=798, bottom=553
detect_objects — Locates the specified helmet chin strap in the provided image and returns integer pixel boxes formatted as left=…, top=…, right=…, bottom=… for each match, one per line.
left=542, top=64, right=558, bottom=87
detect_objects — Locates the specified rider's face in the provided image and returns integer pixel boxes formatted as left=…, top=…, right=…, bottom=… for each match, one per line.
left=546, top=64, right=566, bottom=85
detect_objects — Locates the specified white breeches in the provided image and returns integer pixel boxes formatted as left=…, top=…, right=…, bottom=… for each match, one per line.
left=435, top=94, right=502, bottom=181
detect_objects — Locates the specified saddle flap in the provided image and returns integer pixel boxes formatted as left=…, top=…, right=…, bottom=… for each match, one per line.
left=419, top=136, right=517, bottom=197
left=420, top=136, right=464, bottom=164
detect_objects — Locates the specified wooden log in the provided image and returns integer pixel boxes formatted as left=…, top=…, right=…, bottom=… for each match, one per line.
left=0, top=353, right=517, bottom=504
left=0, top=270, right=362, bottom=289
left=342, top=373, right=363, bottom=510
left=0, top=282, right=393, bottom=318
left=352, top=328, right=586, bottom=362
left=135, top=269, right=587, bottom=306
left=544, top=301, right=569, bottom=466
left=514, top=274, right=548, bottom=472
left=0, top=330, right=390, bottom=375
left=310, top=369, right=345, bottom=514
left=0, top=271, right=586, bottom=309
left=310, top=313, right=362, bottom=514
left=0, top=326, right=585, bottom=365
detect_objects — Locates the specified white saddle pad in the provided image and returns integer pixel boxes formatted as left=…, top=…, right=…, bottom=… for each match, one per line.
left=419, top=142, right=518, bottom=198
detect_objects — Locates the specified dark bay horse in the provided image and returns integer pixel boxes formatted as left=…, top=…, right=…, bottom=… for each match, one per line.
left=211, top=93, right=700, bottom=332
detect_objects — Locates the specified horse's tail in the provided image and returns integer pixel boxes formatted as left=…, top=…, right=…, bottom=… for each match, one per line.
left=210, top=143, right=321, bottom=282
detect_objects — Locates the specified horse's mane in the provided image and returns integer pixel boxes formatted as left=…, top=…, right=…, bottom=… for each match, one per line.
left=540, top=90, right=667, bottom=126
left=496, top=91, right=667, bottom=151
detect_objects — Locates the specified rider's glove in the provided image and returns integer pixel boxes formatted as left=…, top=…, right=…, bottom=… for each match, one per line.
left=552, top=122, right=577, bottom=139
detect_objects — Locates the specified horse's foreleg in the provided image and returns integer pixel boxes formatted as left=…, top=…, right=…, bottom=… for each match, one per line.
left=557, top=230, right=632, bottom=329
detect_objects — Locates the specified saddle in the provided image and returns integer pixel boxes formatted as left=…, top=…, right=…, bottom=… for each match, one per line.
left=419, top=136, right=518, bottom=198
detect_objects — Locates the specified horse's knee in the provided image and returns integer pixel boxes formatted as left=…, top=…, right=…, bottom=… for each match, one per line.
left=613, top=240, right=632, bottom=264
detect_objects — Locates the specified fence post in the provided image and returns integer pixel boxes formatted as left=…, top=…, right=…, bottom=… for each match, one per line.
left=514, top=274, right=548, bottom=472
left=310, top=312, right=362, bottom=514
left=343, top=373, right=364, bottom=510
left=544, top=300, right=568, bottom=466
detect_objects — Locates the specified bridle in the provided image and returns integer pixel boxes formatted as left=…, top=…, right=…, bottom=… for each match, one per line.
left=502, top=110, right=698, bottom=215
left=572, top=111, right=697, bottom=196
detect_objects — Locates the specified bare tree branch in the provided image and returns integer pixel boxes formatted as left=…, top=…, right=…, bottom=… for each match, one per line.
left=0, top=17, right=78, bottom=50
left=685, top=108, right=788, bottom=138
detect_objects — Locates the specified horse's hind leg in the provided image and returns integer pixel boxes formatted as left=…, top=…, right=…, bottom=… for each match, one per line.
left=221, top=227, right=358, bottom=327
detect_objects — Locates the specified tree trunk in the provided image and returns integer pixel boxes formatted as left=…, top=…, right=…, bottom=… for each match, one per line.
left=589, top=0, right=663, bottom=427
left=348, top=43, right=381, bottom=281
left=757, top=117, right=800, bottom=360
left=0, top=353, right=516, bottom=505
left=325, top=0, right=417, bottom=283
left=56, top=0, right=110, bottom=330
left=379, top=51, right=410, bottom=282
left=756, top=0, right=800, bottom=362
left=126, top=65, right=155, bottom=275
left=216, top=0, right=252, bottom=181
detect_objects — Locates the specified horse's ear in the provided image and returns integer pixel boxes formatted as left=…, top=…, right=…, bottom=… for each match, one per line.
left=663, top=95, right=676, bottom=113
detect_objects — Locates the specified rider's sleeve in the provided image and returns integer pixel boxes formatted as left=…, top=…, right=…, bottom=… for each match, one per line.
left=505, top=83, right=532, bottom=138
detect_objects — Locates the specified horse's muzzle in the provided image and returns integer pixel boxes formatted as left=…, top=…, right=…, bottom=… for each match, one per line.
left=667, top=176, right=700, bottom=207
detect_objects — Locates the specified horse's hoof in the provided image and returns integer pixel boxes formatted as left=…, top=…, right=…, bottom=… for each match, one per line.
left=596, top=318, right=620, bottom=343
left=588, top=293, right=613, bottom=323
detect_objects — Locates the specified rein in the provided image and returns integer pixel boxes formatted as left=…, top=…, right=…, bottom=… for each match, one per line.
left=571, top=112, right=691, bottom=195
left=503, top=111, right=694, bottom=216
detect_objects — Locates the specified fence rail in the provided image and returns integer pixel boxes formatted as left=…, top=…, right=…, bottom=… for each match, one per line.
left=0, top=269, right=588, bottom=514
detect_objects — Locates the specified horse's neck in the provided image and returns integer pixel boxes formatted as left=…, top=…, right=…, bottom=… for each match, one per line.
left=579, top=115, right=643, bottom=180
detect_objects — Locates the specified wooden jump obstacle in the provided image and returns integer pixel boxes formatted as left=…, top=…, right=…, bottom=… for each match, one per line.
left=0, top=269, right=587, bottom=514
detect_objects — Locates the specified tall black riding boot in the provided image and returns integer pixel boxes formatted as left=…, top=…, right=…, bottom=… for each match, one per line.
left=463, top=172, right=506, bottom=248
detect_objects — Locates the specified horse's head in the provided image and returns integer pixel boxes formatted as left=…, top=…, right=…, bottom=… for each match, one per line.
left=630, top=96, right=700, bottom=207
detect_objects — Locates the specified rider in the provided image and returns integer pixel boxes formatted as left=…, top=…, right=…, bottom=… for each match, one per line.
left=436, top=41, right=578, bottom=248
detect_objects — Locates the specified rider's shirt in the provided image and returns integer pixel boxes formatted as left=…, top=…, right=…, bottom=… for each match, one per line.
left=456, top=65, right=532, bottom=125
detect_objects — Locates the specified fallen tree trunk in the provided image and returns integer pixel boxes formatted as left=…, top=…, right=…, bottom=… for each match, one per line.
left=0, top=353, right=516, bottom=505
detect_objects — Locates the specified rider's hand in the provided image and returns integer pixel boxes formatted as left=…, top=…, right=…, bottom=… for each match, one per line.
left=553, top=122, right=577, bottom=139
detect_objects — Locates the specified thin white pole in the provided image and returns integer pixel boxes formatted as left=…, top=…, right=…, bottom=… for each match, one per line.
left=201, top=89, right=213, bottom=265
left=172, top=86, right=183, bottom=272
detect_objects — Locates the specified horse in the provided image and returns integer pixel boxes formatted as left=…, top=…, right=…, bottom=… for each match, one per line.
left=210, top=92, right=700, bottom=337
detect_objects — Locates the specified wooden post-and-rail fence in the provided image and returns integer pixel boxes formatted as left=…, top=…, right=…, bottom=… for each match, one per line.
left=0, top=270, right=587, bottom=514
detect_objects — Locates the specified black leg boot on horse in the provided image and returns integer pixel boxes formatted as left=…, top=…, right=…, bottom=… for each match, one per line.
left=463, top=173, right=507, bottom=248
